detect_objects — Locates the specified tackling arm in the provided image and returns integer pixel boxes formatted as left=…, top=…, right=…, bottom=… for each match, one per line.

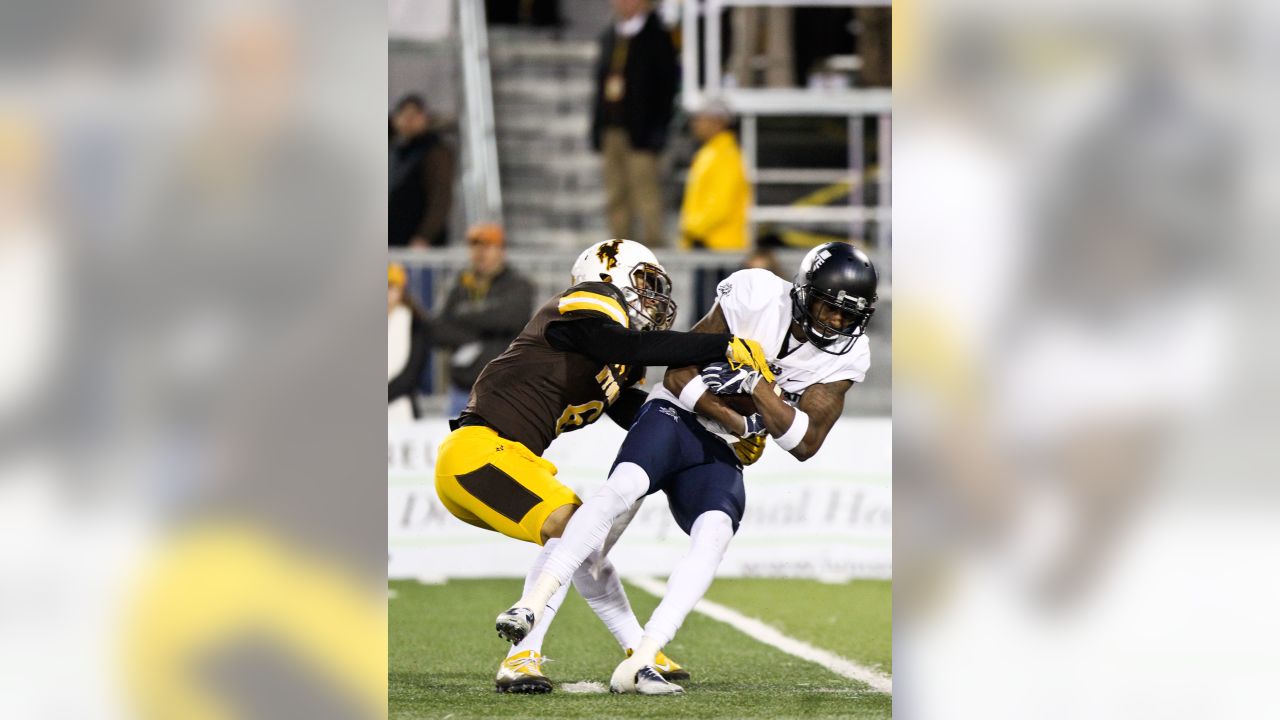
left=662, top=303, right=754, bottom=436
left=545, top=316, right=732, bottom=368
left=546, top=281, right=775, bottom=379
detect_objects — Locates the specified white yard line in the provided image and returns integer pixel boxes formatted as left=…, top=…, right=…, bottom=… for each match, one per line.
left=627, top=576, right=892, bottom=694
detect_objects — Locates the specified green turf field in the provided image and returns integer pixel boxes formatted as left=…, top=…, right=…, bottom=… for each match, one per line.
left=389, top=577, right=891, bottom=719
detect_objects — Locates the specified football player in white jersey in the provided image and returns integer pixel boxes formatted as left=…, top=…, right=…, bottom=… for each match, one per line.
left=493, top=242, right=879, bottom=694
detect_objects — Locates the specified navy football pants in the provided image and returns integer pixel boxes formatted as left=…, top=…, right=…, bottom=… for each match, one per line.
left=610, top=400, right=746, bottom=535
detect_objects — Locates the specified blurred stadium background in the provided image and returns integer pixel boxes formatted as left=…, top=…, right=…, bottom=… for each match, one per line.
left=387, top=0, right=893, bottom=713
left=388, top=0, right=891, bottom=414
left=6, top=0, right=1273, bottom=715
left=387, top=0, right=891, bottom=575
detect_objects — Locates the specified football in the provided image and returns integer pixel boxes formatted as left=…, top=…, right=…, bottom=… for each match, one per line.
left=719, top=393, right=758, bottom=416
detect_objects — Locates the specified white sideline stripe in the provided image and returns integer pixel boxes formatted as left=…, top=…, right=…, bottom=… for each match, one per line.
left=627, top=576, right=892, bottom=694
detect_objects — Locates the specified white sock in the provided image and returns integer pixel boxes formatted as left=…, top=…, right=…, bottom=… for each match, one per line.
left=630, top=635, right=664, bottom=667
left=571, top=551, right=644, bottom=651
left=519, top=463, right=651, bottom=613
left=643, top=511, right=735, bottom=647
left=508, top=539, right=572, bottom=658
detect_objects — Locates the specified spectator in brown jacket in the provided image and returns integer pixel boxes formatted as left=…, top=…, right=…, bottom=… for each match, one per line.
left=426, top=224, right=535, bottom=416
left=390, top=94, right=454, bottom=248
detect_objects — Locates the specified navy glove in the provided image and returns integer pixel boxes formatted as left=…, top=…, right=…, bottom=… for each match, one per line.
left=700, top=361, right=762, bottom=396
left=741, top=413, right=767, bottom=438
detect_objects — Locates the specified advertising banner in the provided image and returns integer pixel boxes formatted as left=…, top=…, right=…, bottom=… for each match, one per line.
left=390, top=415, right=891, bottom=580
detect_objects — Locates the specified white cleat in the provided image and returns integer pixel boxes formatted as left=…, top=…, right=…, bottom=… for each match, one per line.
left=609, top=655, right=644, bottom=693
left=495, top=607, right=536, bottom=645
left=635, top=666, right=685, bottom=695
left=611, top=659, right=684, bottom=695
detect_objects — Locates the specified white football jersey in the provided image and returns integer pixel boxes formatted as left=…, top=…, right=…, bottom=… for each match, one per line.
left=648, top=268, right=871, bottom=440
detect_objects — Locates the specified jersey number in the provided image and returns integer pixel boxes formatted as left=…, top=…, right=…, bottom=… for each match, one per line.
left=596, top=366, right=624, bottom=403
left=555, top=401, right=605, bottom=436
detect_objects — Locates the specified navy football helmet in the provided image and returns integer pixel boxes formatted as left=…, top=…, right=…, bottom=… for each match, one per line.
left=790, top=242, right=878, bottom=355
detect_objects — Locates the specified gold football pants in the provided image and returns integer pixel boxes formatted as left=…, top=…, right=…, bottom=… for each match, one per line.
left=434, top=426, right=581, bottom=545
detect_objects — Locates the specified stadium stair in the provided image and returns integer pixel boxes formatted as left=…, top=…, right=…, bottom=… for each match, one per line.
left=488, top=27, right=608, bottom=250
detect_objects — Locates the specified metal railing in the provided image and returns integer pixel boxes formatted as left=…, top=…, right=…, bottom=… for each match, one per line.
left=392, top=246, right=812, bottom=322
left=679, top=0, right=892, bottom=283
left=389, top=247, right=891, bottom=415
left=457, top=0, right=503, bottom=227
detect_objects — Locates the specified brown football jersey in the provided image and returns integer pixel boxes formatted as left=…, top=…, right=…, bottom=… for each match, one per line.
left=464, top=282, right=645, bottom=456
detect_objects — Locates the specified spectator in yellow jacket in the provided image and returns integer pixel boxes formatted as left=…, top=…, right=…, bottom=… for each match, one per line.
left=680, top=100, right=750, bottom=251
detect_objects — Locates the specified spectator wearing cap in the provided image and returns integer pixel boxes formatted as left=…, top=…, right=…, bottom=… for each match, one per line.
left=389, top=263, right=431, bottom=421
left=592, top=0, right=677, bottom=246
left=680, top=99, right=750, bottom=251
left=390, top=94, right=455, bottom=248
left=426, top=224, right=535, bottom=416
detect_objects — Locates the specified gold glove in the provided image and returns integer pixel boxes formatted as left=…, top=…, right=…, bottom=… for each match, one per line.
left=731, top=435, right=767, bottom=465
left=725, top=337, right=776, bottom=384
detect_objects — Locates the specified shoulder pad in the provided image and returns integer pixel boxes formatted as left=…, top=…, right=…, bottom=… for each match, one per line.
left=557, top=282, right=630, bottom=328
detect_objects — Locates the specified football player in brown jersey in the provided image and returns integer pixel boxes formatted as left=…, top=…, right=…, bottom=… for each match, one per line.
left=435, top=239, right=773, bottom=693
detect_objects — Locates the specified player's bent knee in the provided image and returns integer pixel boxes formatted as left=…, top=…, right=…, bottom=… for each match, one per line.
left=690, top=511, right=735, bottom=553
left=540, top=503, right=577, bottom=542
left=606, top=462, right=650, bottom=504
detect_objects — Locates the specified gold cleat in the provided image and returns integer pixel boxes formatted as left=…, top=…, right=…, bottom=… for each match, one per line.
left=495, top=650, right=553, bottom=694
left=627, top=647, right=690, bottom=682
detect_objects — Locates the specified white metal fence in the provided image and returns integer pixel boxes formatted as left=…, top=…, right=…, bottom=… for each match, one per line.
left=680, top=0, right=893, bottom=264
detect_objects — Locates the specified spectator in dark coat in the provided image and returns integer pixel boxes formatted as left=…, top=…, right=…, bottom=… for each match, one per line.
left=591, top=0, right=677, bottom=246
left=427, top=224, right=535, bottom=416
left=390, top=94, right=455, bottom=248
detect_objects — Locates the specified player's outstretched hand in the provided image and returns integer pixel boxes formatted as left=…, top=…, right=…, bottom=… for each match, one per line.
left=701, top=361, right=762, bottom=396
left=731, top=435, right=767, bottom=465
left=725, top=337, right=776, bottom=383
